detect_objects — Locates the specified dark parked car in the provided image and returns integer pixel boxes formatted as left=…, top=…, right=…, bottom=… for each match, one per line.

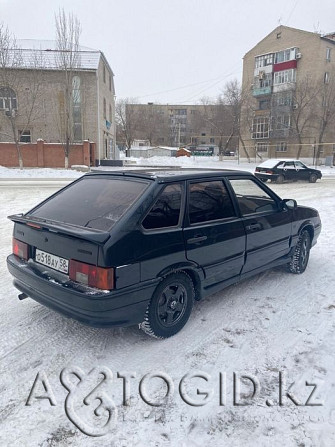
left=7, top=169, right=321, bottom=338
left=255, top=159, right=322, bottom=183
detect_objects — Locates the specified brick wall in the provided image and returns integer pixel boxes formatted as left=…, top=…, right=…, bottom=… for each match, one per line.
left=0, top=140, right=96, bottom=168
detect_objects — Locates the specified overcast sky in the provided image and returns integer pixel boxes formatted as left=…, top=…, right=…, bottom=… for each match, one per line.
left=1, top=0, right=334, bottom=104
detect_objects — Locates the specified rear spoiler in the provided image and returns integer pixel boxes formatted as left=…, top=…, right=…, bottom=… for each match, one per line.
left=8, top=214, right=110, bottom=244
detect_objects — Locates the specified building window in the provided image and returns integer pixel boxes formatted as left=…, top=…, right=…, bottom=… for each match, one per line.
left=255, top=53, right=274, bottom=68
left=109, top=74, right=112, bottom=91
left=274, top=69, right=296, bottom=85
left=276, top=142, right=287, bottom=152
left=109, top=104, right=112, bottom=122
left=255, top=73, right=272, bottom=88
left=324, top=72, right=330, bottom=84
left=256, top=142, right=268, bottom=153
left=19, top=130, right=31, bottom=143
left=275, top=48, right=297, bottom=63
left=326, top=48, right=331, bottom=62
left=259, top=99, right=270, bottom=110
left=174, top=109, right=187, bottom=115
left=272, top=92, right=292, bottom=106
left=210, top=137, right=215, bottom=143
left=72, top=76, right=82, bottom=142
left=252, top=116, right=270, bottom=139
left=103, top=98, right=106, bottom=119
left=276, top=32, right=281, bottom=39
left=273, top=114, right=290, bottom=131
left=0, top=87, right=17, bottom=111
left=103, top=65, right=106, bottom=83
left=322, top=96, right=329, bottom=107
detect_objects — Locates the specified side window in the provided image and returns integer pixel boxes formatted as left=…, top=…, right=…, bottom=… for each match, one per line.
left=294, top=161, right=305, bottom=169
left=142, top=184, right=182, bottom=230
left=229, top=179, right=278, bottom=215
left=284, top=161, right=295, bottom=169
left=188, top=180, right=235, bottom=224
left=276, top=162, right=285, bottom=169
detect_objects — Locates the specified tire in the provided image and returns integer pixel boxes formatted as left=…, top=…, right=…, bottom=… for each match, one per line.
left=288, top=230, right=311, bottom=274
left=140, top=272, right=194, bottom=339
left=276, top=174, right=284, bottom=184
left=309, top=174, right=317, bottom=183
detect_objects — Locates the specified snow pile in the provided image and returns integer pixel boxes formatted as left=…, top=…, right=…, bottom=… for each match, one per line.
left=0, top=166, right=82, bottom=179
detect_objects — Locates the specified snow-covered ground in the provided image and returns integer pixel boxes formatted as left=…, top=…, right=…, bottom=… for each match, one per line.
left=0, top=166, right=83, bottom=179
left=0, top=164, right=334, bottom=446
left=1, top=156, right=335, bottom=178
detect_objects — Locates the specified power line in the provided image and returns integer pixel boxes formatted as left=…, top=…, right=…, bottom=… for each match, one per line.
left=179, top=68, right=241, bottom=103
left=136, top=63, right=242, bottom=103
left=137, top=76, right=224, bottom=99
left=286, top=0, right=299, bottom=25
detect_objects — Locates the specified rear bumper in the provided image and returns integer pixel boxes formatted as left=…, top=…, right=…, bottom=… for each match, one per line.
left=7, top=254, right=158, bottom=328
left=254, top=172, right=278, bottom=181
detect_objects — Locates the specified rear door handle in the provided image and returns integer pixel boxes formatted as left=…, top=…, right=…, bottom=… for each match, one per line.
left=187, top=235, right=208, bottom=244
left=245, top=223, right=262, bottom=232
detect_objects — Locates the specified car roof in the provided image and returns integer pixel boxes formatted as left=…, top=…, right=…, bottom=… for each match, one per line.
left=86, top=168, right=252, bottom=182
left=257, top=159, right=302, bottom=168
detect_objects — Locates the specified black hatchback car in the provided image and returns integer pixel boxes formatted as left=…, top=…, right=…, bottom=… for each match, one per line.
left=255, top=159, right=322, bottom=183
left=7, top=169, right=321, bottom=338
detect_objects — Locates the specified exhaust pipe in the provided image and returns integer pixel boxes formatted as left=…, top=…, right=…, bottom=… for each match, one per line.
left=18, top=293, right=28, bottom=300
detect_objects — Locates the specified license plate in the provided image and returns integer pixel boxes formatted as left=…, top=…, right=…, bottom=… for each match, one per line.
left=35, top=249, right=69, bottom=274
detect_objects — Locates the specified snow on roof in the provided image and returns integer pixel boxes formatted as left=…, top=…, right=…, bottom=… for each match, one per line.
left=17, top=39, right=97, bottom=52
left=8, top=39, right=101, bottom=71
left=153, top=146, right=179, bottom=151
left=257, top=159, right=299, bottom=168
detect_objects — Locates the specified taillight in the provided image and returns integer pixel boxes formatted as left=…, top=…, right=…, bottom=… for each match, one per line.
left=266, top=170, right=273, bottom=174
left=12, top=238, right=29, bottom=260
left=69, top=260, right=114, bottom=290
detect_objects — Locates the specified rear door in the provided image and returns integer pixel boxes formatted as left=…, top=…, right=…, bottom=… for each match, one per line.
left=138, top=182, right=187, bottom=281
left=183, top=179, right=245, bottom=288
left=294, top=161, right=310, bottom=181
left=283, top=161, right=296, bottom=181
left=227, top=177, right=292, bottom=274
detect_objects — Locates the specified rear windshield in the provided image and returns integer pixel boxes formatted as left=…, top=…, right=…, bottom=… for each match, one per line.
left=28, top=177, right=150, bottom=230
left=258, top=159, right=283, bottom=168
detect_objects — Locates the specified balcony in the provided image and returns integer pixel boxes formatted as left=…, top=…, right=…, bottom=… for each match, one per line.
left=272, top=83, right=295, bottom=93
left=253, top=86, right=272, bottom=97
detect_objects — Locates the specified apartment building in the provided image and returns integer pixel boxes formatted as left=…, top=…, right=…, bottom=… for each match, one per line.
left=0, top=40, right=115, bottom=163
left=123, top=103, right=238, bottom=152
left=241, top=26, right=335, bottom=160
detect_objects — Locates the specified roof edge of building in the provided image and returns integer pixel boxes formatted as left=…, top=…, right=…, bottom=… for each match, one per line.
left=243, top=25, right=322, bottom=59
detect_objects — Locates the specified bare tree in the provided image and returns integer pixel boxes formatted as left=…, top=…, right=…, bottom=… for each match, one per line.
left=222, top=79, right=251, bottom=162
left=200, top=95, right=230, bottom=156
left=54, top=9, right=81, bottom=168
left=136, top=103, right=163, bottom=146
left=115, top=98, right=141, bottom=156
left=315, top=72, right=335, bottom=159
left=0, top=23, right=43, bottom=168
left=199, top=80, right=249, bottom=160
left=289, top=74, right=320, bottom=159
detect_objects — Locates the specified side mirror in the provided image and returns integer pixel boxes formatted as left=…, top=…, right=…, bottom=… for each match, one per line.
left=282, top=199, right=297, bottom=210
